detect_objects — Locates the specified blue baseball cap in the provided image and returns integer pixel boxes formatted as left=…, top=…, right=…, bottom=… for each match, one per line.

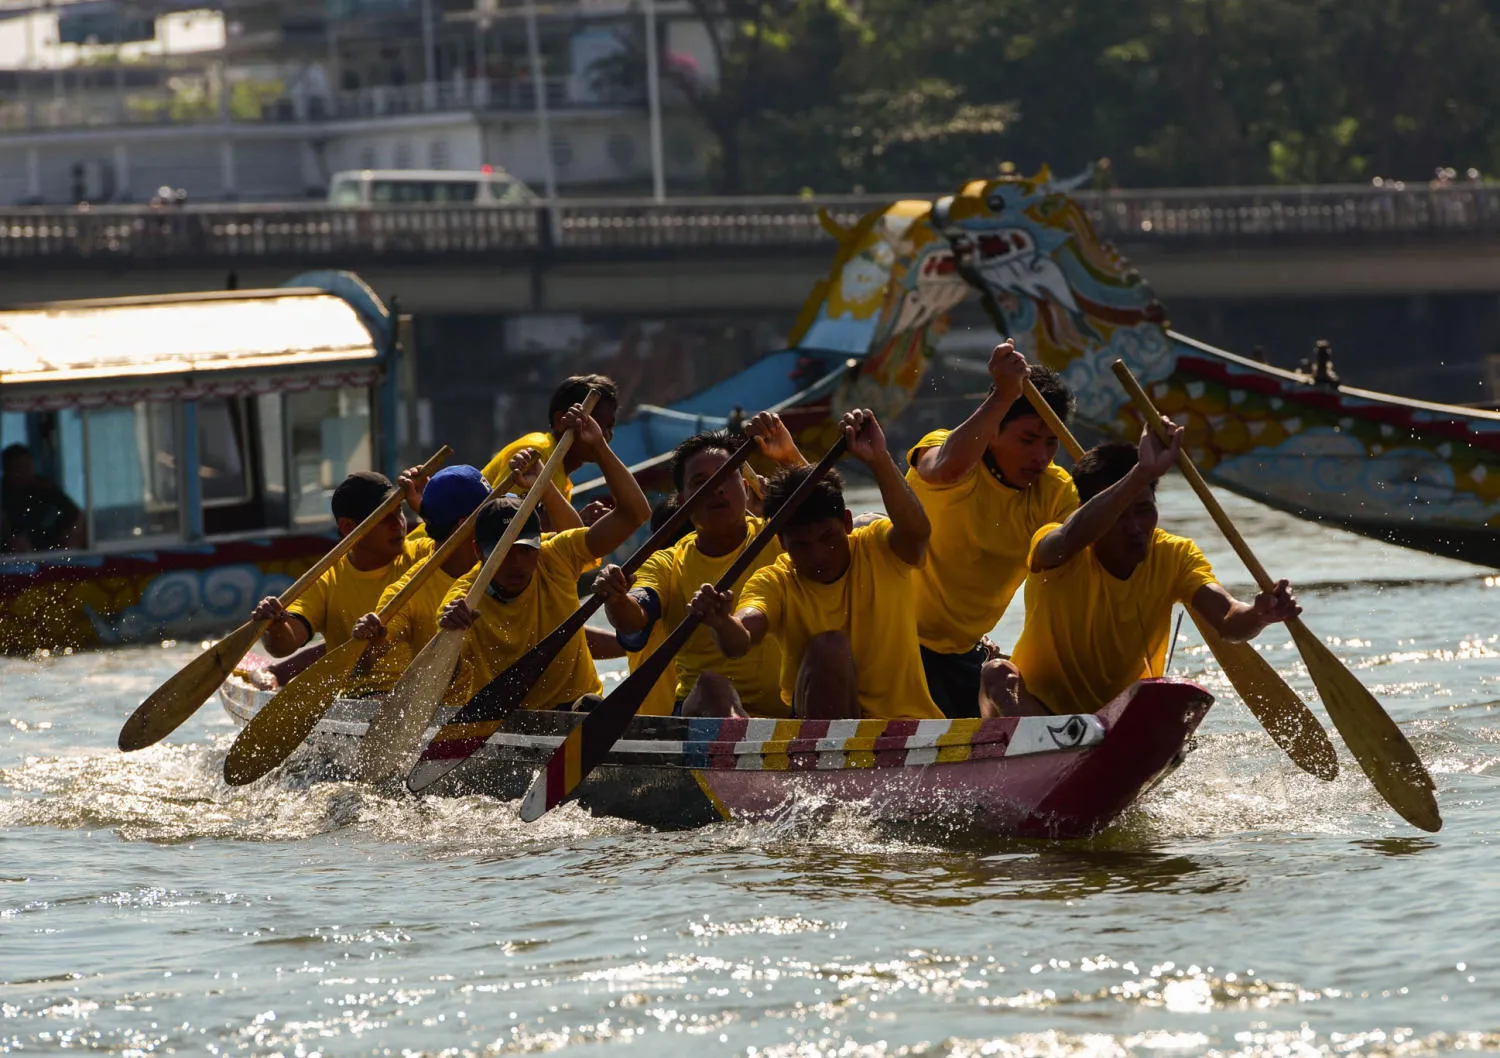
left=420, top=465, right=490, bottom=534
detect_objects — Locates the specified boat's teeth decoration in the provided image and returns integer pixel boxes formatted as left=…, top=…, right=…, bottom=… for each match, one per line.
left=970, top=229, right=1080, bottom=314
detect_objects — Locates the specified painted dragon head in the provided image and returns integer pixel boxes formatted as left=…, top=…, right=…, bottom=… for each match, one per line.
left=934, top=167, right=1177, bottom=430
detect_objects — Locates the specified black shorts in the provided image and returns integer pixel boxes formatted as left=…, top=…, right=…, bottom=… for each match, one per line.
left=920, top=643, right=987, bottom=719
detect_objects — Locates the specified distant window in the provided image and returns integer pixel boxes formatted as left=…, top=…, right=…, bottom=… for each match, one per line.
left=85, top=402, right=180, bottom=544
left=197, top=398, right=251, bottom=506
left=432, top=180, right=478, bottom=203
left=551, top=135, right=574, bottom=169
left=393, top=141, right=414, bottom=169
left=358, top=146, right=377, bottom=170
left=330, top=177, right=363, bottom=205
left=428, top=139, right=449, bottom=169
left=286, top=387, right=372, bottom=525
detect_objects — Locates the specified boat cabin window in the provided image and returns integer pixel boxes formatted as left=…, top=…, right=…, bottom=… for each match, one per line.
left=2, top=410, right=88, bottom=554
left=84, top=401, right=181, bottom=545
left=287, top=387, right=374, bottom=525
left=195, top=396, right=291, bottom=537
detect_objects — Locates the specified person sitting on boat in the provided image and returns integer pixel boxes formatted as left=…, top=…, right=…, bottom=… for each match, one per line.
left=691, top=409, right=944, bottom=722
left=251, top=466, right=432, bottom=682
left=906, top=340, right=1079, bottom=719
left=480, top=374, right=619, bottom=520
left=998, top=422, right=1302, bottom=717
left=592, top=413, right=809, bottom=718
left=438, top=403, right=650, bottom=710
left=1, top=443, right=85, bottom=553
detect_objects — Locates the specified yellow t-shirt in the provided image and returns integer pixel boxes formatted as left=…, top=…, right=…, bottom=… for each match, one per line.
left=1011, top=525, right=1218, bottom=715
left=446, top=527, right=601, bottom=710
left=624, top=623, right=678, bottom=717
left=286, top=534, right=434, bottom=650
left=359, top=556, right=477, bottom=694
left=738, top=519, right=941, bottom=721
left=631, top=516, right=787, bottom=716
left=481, top=431, right=572, bottom=501
left=906, top=430, right=1079, bottom=654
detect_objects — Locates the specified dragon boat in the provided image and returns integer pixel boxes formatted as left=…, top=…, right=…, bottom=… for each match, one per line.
left=760, top=167, right=1500, bottom=566
left=218, top=657, right=1212, bottom=840
left=608, top=169, right=1499, bottom=564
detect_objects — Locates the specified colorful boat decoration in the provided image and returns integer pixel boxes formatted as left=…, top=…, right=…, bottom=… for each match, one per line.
left=219, top=662, right=1212, bottom=839
left=936, top=168, right=1500, bottom=568
left=0, top=272, right=403, bottom=654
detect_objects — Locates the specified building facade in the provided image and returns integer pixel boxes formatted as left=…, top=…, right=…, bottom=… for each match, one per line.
left=0, top=0, right=713, bottom=204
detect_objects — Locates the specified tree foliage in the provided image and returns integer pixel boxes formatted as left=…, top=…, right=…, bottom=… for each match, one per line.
left=677, top=0, right=1500, bottom=192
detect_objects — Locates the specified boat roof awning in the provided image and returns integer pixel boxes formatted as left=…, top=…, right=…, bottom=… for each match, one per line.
left=0, top=288, right=385, bottom=411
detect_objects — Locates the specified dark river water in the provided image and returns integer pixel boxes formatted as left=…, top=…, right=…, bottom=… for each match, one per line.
left=3, top=480, right=1498, bottom=1056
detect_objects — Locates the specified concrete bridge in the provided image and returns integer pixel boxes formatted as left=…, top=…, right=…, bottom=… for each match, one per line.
left=5, top=183, right=1500, bottom=312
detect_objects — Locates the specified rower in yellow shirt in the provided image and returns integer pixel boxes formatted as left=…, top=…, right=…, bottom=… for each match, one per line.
left=907, top=341, right=1079, bottom=718
left=693, top=410, right=942, bottom=722
left=251, top=466, right=431, bottom=685
left=1002, top=420, right=1303, bottom=717
left=480, top=374, right=619, bottom=508
left=592, top=413, right=809, bottom=718
left=439, top=402, right=650, bottom=710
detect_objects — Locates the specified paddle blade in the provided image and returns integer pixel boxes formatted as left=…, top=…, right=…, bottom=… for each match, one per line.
left=119, top=620, right=266, bottom=751
left=364, top=629, right=467, bottom=781
left=1190, top=612, right=1338, bottom=782
left=1288, top=621, right=1441, bottom=832
left=357, top=632, right=472, bottom=782
left=221, top=638, right=367, bottom=785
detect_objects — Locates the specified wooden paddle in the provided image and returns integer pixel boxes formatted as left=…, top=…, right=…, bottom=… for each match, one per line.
left=515, top=435, right=850, bottom=822
left=1111, top=360, right=1440, bottom=831
left=402, top=436, right=760, bottom=792
left=332, top=391, right=601, bottom=788
left=219, top=459, right=533, bottom=786
left=943, top=234, right=1338, bottom=781
left=116, top=445, right=453, bottom=753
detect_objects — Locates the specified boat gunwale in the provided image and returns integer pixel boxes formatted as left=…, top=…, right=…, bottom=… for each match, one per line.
left=218, top=672, right=1211, bottom=776
left=1169, top=329, right=1500, bottom=427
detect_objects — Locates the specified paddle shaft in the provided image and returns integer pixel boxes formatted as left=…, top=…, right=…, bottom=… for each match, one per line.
left=452, top=437, right=760, bottom=725
left=462, top=392, right=602, bottom=611
left=280, top=444, right=454, bottom=606
left=609, top=434, right=847, bottom=712
left=345, top=461, right=530, bottom=681
left=518, top=435, right=850, bottom=819
left=1109, top=363, right=1278, bottom=593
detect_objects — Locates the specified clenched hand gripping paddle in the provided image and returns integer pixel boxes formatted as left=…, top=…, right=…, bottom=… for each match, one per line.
left=117, top=445, right=453, bottom=752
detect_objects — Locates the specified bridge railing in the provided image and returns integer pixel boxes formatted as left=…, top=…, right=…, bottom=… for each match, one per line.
left=4, top=184, right=1500, bottom=262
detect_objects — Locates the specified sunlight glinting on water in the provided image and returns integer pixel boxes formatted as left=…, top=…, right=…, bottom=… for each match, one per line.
left=4, top=480, right=1499, bottom=1054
